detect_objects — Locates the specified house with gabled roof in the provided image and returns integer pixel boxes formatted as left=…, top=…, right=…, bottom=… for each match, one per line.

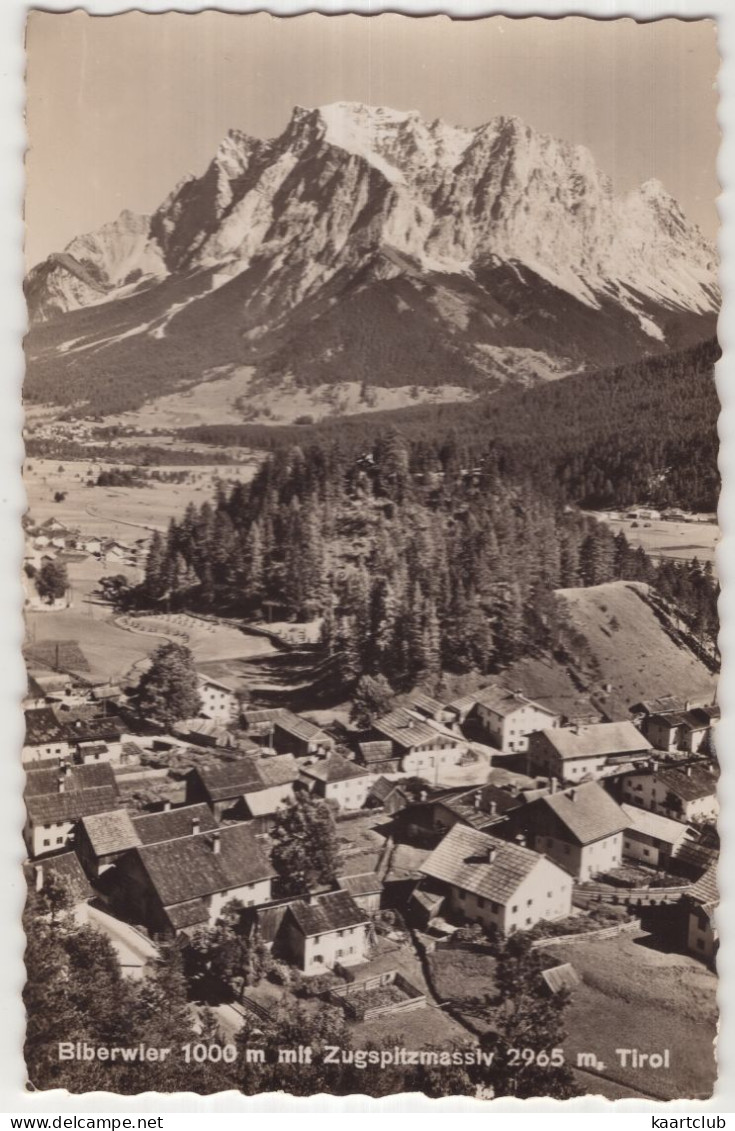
left=22, top=707, right=72, bottom=766
left=187, top=754, right=299, bottom=823
left=474, top=685, right=559, bottom=754
left=300, top=752, right=373, bottom=810
left=502, top=780, right=628, bottom=881
left=619, top=761, right=718, bottom=822
left=338, top=872, right=383, bottom=914
left=526, top=721, right=651, bottom=783
left=76, top=802, right=220, bottom=879
left=620, top=803, right=693, bottom=870
left=357, top=741, right=399, bottom=774
left=24, top=851, right=93, bottom=909
left=371, top=707, right=465, bottom=775
left=243, top=708, right=334, bottom=759
left=197, top=674, right=240, bottom=725
left=685, top=862, right=718, bottom=964
left=115, top=823, right=276, bottom=937
left=281, top=890, right=370, bottom=974
left=416, top=823, right=573, bottom=936
left=24, top=761, right=121, bottom=858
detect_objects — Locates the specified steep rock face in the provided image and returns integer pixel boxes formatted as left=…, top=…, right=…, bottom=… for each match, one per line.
left=25, top=103, right=719, bottom=414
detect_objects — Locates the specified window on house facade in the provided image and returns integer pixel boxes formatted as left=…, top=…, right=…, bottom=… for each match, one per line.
left=42, top=838, right=50, bottom=847
left=511, top=904, right=518, bottom=913
left=527, top=899, right=533, bottom=906
left=477, top=897, right=485, bottom=908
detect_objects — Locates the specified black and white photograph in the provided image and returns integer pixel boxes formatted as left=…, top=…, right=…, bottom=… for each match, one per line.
left=21, top=10, right=721, bottom=1102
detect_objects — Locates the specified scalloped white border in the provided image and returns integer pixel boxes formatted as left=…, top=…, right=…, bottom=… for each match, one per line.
left=2, top=0, right=732, bottom=1116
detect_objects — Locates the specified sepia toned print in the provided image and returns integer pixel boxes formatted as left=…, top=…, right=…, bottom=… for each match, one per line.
left=23, top=11, right=720, bottom=1100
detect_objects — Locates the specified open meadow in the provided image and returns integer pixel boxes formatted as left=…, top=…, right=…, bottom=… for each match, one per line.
left=590, top=513, right=719, bottom=567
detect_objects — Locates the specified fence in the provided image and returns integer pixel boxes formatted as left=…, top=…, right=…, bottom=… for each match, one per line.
left=573, top=881, right=689, bottom=908
left=329, top=969, right=426, bottom=1021
left=529, top=918, right=642, bottom=949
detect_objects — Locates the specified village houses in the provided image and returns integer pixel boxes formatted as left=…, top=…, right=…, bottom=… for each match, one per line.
left=279, top=890, right=371, bottom=974
left=684, top=862, right=718, bottom=965
left=501, top=780, right=628, bottom=881
left=197, top=674, right=241, bottom=725
left=525, top=720, right=652, bottom=783
left=371, top=707, right=466, bottom=777
left=76, top=802, right=219, bottom=879
left=415, top=823, right=573, bottom=936
left=618, top=761, right=718, bottom=823
left=620, top=803, right=693, bottom=870
left=115, top=823, right=276, bottom=937
left=24, top=761, right=121, bottom=858
left=22, top=707, right=73, bottom=766
left=300, top=752, right=373, bottom=810
left=472, top=685, right=559, bottom=754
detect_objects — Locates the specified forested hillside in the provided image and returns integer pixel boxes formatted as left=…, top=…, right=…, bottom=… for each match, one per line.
left=133, top=430, right=718, bottom=696
left=179, top=338, right=720, bottom=513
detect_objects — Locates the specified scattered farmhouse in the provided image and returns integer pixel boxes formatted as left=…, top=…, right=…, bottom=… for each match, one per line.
left=186, top=755, right=299, bottom=823
left=415, top=824, right=573, bottom=935
left=115, top=823, right=276, bottom=937
left=473, top=686, right=559, bottom=754
left=24, top=761, right=121, bottom=858
left=300, top=752, right=373, bottom=810
left=22, top=707, right=73, bottom=766
left=502, top=780, right=628, bottom=881
left=618, top=762, right=718, bottom=822
left=525, top=721, right=651, bottom=782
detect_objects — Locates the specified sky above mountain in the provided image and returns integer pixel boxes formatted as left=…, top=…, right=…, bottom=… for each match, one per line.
left=25, top=12, right=719, bottom=269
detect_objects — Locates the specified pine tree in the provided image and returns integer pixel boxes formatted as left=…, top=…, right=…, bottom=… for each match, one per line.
left=270, top=792, right=340, bottom=895
left=136, top=642, right=202, bottom=726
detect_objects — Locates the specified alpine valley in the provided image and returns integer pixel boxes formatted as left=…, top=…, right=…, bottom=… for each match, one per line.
left=25, top=102, right=719, bottom=421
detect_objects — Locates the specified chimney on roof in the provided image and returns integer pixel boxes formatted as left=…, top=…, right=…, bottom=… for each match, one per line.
left=212, top=829, right=221, bottom=854
left=550, top=776, right=558, bottom=795
left=685, top=765, right=692, bottom=778
left=163, top=799, right=172, bottom=812
left=58, top=771, right=66, bottom=793
left=507, top=782, right=518, bottom=798
left=34, top=864, right=43, bottom=893
left=474, top=790, right=482, bottom=810
left=568, top=789, right=576, bottom=802
left=192, top=815, right=201, bottom=836
left=488, top=800, right=497, bottom=818
left=487, top=846, right=498, bottom=864
left=420, top=790, right=428, bottom=802
left=515, top=833, right=526, bottom=848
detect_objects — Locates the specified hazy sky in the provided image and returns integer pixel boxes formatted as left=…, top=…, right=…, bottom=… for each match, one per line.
left=25, top=12, right=719, bottom=268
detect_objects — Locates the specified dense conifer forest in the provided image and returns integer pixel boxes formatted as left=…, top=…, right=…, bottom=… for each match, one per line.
left=178, top=338, right=720, bottom=513
left=134, top=423, right=719, bottom=695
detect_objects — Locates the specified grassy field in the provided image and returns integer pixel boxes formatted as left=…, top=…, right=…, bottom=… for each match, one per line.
left=590, top=513, right=719, bottom=566
left=555, top=580, right=717, bottom=717
left=429, top=947, right=498, bottom=1010
left=545, top=930, right=717, bottom=1100
left=24, top=458, right=256, bottom=542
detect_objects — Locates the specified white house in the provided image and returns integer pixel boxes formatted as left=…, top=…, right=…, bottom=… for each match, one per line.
left=282, top=891, right=370, bottom=975
left=300, top=753, right=373, bottom=810
left=621, top=803, right=693, bottom=869
left=619, top=763, right=718, bottom=823
left=474, top=686, right=559, bottom=754
left=417, top=823, right=573, bottom=936
left=525, top=721, right=651, bottom=783
left=197, top=675, right=240, bottom=725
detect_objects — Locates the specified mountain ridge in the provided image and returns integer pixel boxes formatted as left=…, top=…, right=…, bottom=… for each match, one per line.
left=25, top=102, right=719, bottom=416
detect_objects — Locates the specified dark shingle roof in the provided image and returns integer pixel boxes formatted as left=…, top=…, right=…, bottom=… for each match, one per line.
left=288, top=890, right=368, bottom=937
left=26, top=785, right=121, bottom=825
left=136, top=824, right=275, bottom=908
left=540, top=721, right=651, bottom=760
left=439, top=785, right=522, bottom=829
left=359, top=741, right=395, bottom=765
left=688, top=862, right=718, bottom=909
left=133, top=803, right=218, bottom=845
left=367, top=775, right=398, bottom=802
left=191, top=759, right=263, bottom=801
left=166, top=899, right=210, bottom=930
left=25, top=761, right=116, bottom=797
left=24, top=708, right=68, bottom=747
left=374, top=708, right=441, bottom=749
left=25, top=763, right=120, bottom=825
left=301, top=753, right=370, bottom=784
left=338, top=872, right=383, bottom=897
left=24, top=852, right=93, bottom=903
left=257, top=754, right=300, bottom=787
left=475, top=685, right=554, bottom=718
left=81, top=809, right=141, bottom=856
left=68, top=715, right=125, bottom=744
left=621, top=804, right=691, bottom=846
left=656, top=764, right=718, bottom=802
left=419, top=824, right=546, bottom=905
left=534, top=782, right=628, bottom=845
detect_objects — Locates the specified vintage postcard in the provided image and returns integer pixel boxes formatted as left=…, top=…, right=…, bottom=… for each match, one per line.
left=22, top=11, right=720, bottom=1102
